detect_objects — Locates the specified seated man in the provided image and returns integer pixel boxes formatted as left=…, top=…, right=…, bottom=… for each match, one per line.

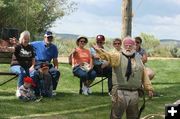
left=31, top=31, right=60, bottom=95
left=90, top=35, right=112, bottom=94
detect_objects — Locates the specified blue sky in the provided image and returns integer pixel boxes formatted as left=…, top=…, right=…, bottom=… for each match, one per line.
left=51, top=0, right=180, bottom=40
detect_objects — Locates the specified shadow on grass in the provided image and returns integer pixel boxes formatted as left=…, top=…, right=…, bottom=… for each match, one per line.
left=148, top=84, right=180, bottom=102
left=0, top=91, right=15, bottom=96
left=0, top=90, right=111, bottom=119
left=152, top=82, right=180, bottom=85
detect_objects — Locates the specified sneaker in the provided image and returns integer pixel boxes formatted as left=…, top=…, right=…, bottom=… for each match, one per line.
left=82, top=86, right=88, bottom=95
left=108, top=92, right=112, bottom=97
left=52, top=91, right=57, bottom=96
left=16, top=89, right=20, bottom=97
left=87, top=88, right=92, bottom=94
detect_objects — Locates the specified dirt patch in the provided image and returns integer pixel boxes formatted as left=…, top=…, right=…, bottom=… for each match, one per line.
left=148, top=57, right=180, bottom=60
left=58, top=56, right=180, bottom=64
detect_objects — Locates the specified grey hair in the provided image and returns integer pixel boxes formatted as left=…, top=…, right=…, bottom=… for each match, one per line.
left=19, top=31, right=30, bottom=44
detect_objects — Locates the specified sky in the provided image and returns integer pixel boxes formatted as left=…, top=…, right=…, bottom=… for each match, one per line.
left=50, top=0, right=180, bottom=40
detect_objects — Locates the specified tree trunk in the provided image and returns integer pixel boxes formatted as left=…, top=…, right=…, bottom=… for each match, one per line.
left=121, top=0, right=132, bottom=39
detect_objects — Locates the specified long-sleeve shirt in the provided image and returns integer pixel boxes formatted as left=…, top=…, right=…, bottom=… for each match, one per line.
left=95, top=48, right=153, bottom=91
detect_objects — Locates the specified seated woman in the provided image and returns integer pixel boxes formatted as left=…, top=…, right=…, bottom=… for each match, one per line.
left=10, top=31, right=35, bottom=96
left=135, top=36, right=155, bottom=80
left=112, top=38, right=122, bottom=52
left=70, top=36, right=96, bottom=95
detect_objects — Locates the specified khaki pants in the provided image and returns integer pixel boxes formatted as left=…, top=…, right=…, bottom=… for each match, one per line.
left=110, top=89, right=139, bottom=119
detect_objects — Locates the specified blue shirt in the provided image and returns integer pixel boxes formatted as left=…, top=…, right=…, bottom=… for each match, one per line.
left=90, top=47, right=103, bottom=65
left=31, top=41, right=58, bottom=62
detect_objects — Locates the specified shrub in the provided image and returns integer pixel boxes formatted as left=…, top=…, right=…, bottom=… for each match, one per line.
left=170, top=47, right=180, bottom=58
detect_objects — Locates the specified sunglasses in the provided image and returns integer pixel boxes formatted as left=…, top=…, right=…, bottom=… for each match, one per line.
left=113, top=43, right=121, bottom=45
left=135, top=41, right=140, bottom=44
left=79, top=40, right=87, bottom=43
left=47, top=36, right=53, bottom=39
left=97, top=41, right=103, bottom=44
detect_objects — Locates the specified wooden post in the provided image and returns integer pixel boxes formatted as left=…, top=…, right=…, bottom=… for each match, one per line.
left=121, top=0, right=132, bottom=39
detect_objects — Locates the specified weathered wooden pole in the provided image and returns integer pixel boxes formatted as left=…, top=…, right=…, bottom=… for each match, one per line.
left=121, top=0, right=132, bottom=39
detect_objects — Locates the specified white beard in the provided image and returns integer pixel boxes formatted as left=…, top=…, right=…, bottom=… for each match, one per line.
left=122, top=48, right=136, bottom=56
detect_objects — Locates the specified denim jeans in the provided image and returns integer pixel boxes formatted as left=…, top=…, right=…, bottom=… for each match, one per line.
left=10, top=65, right=29, bottom=87
left=49, top=67, right=60, bottom=90
left=73, top=66, right=96, bottom=82
left=31, top=70, right=53, bottom=97
left=33, top=61, right=61, bottom=90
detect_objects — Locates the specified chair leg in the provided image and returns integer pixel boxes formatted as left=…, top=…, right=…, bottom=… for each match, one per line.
left=0, top=75, right=18, bottom=86
left=102, top=78, right=104, bottom=95
left=79, top=79, right=83, bottom=94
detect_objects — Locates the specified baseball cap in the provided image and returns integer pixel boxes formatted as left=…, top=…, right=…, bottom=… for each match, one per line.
left=44, top=31, right=53, bottom=37
left=96, top=35, right=105, bottom=42
left=24, top=76, right=36, bottom=87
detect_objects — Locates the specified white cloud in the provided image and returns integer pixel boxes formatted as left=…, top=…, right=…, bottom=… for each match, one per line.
left=165, top=0, right=180, bottom=5
left=51, top=12, right=180, bottom=40
left=50, top=1, right=180, bottom=40
left=74, top=0, right=114, bottom=4
left=51, top=11, right=121, bottom=38
left=134, top=14, right=180, bottom=26
left=133, top=14, right=180, bottom=39
left=73, top=0, right=116, bottom=7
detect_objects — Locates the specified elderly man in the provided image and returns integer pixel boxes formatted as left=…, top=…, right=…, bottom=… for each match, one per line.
left=31, top=31, right=60, bottom=96
left=93, top=37, right=153, bottom=119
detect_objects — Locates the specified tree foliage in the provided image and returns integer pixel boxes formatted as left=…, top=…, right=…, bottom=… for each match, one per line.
left=140, top=32, right=160, bottom=49
left=0, top=0, right=76, bottom=34
left=170, top=47, right=180, bottom=58
left=139, top=32, right=160, bottom=56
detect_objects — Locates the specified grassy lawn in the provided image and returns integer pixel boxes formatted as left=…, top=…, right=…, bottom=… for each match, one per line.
left=0, top=59, right=180, bottom=119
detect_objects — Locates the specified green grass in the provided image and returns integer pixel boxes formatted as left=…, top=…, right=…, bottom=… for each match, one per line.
left=0, top=59, right=180, bottom=119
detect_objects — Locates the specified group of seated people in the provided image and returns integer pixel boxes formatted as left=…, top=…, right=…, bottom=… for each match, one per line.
left=69, top=35, right=155, bottom=96
left=69, top=35, right=113, bottom=95
left=7, top=30, right=154, bottom=101
left=10, top=30, right=60, bottom=101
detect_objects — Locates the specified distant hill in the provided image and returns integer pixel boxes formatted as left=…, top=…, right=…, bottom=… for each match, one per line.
left=160, top=39, right=180, bottom=48
left=160, top=39, right=180, bottom=44
left=55, top=33, right=79, bottom=40
left=55, top=33, right=180, bottom=45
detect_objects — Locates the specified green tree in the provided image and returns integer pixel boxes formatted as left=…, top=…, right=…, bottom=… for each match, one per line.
left=140, top=32, right=160, bottom=56
left=0, top=0, right=76, bottom=35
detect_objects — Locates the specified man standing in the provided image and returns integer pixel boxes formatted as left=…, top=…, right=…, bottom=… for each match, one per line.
left=31, top=31, right=60, bottom=95
left=93, top=37, right=153, bottom=119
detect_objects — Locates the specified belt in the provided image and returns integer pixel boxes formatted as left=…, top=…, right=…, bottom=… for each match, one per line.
left=118, top=88, right=139, bottom=91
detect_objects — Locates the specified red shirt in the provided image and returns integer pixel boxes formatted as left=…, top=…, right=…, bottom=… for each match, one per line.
left=72, top=47, right=91, bottom=67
